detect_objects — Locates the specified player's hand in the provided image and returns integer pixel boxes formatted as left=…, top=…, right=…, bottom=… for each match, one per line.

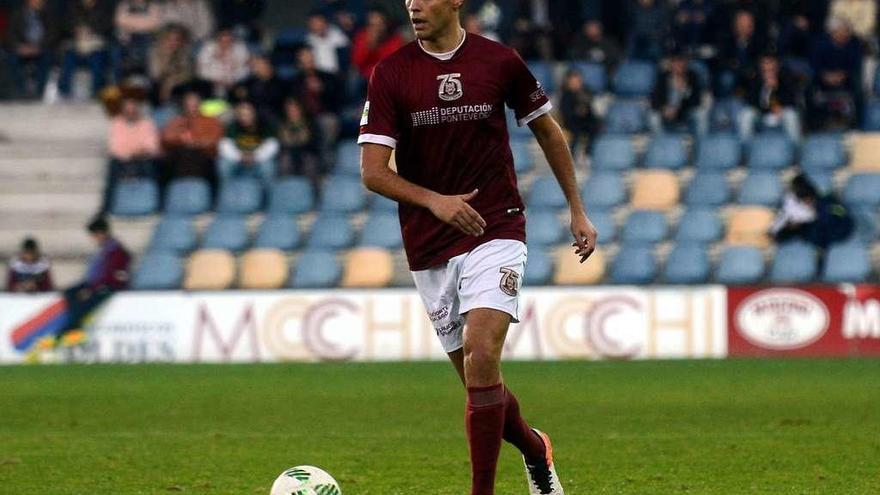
left=428, top=189, right=487, bottom=237
left=570, top=210, right=598, bottom=263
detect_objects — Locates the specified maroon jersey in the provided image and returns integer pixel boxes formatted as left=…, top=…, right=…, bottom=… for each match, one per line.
left=358, top=33, right=552, bottom=270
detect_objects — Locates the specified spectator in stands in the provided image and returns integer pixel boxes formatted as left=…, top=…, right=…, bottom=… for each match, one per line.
left=196, top=26, right=250, bottom=97
left=351, top=9, right=403, bottom=80
left=569, top=19, right=621, bottom=72
left=148, top=23, right=193, bottom=105
left=6, top=237, right=53, bottom=293
left=470, top=0, right=502, bottom=41
left=161, top=90, right=224, bottom=192
left=113, top=0, right=161, bottom=78
left=719, top=10, right=763, bottom=95
left=809, top=17, right=863, bottom=129
left=277, top=97, right=319, bottom=177
left=651, top=51, right=703, bottom=132
left=742, top=53, right=801, bottom=140
left=778, top=4, right=816, bottom=61
left=627, top=0, right=669, bottom=61
left=218, top=101, right=279, bottom=183
left=161, top=0, right=214, bottom=43
left=216, top=0, right=265, bottom=42
left=57, top=216, right=131, bottom=346
left=104, top=96, right=160, bottom=212
left=231, top=53, right=287, bottom=124
left=673, top=0, right=713, bottom=54
left=559, top=69, right=598, bottom=158
left=292, top=47, right=341, bottom=171
left=506, top=0, right=554, bottom=60
left=829, top=0, right=876, bottom=43
left=306, top=10, right=349, bottom=75
left=771, top=174, right=854, bottom=249
left=58, top=0, right=112, bottom=100
left=6, top=0, right=57, bottom=99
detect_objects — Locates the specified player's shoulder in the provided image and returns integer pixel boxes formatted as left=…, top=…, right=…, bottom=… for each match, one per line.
left=372, top=40, right=422, bottom=75
left=467, top=33, right=517, bottom=56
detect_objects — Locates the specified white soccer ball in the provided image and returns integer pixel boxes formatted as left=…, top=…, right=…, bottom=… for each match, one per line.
left=270, top=465, right=342, bottom=495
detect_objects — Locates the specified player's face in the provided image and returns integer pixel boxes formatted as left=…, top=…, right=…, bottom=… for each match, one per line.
left=406, top=0, right=462, bottom=41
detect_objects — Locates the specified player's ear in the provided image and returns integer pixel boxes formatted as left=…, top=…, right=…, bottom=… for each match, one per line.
left=451, top=0, right=465, bottom=10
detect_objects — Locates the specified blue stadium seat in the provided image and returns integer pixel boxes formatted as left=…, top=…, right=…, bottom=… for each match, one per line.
left=165, top=178, right=211, bottom=215
left=610, top=245, right=657, bottom=284
left=737, top=172, right=783, bottom=206
left=370, top=193, right=398, bottom=212
left=360, top=212, right=403, bottom=249
left=319, top=176, right=367, bottom=213
left=524, top=247, right=554, bottom=285
left=822, top=244, right=871, bottom=283
left=202, top=215, right=250, bottom=252
left=572, top=61, right=607, bottom=93
left=148, top=216, right=198, bottom=254
left=604, top=99, right=647, bottom=134
left=716, top=246, right=764, bottom=284
left=689, top=60, right=711, bottom=89
left=217, top=177, right=263, bottom=215
left=335, top=139, right=361, bottom=176
left=770, top=242, right=818, bottom=283
left=800, top=134, right=846, bottom=171
left=685, top=173, right=730, bottom=207
left=307, top=214, right=355, bottom=249
left=268, top=177, right=314, bottom=214
left=850, top=207, right=879, bottom=244
left=527, top=60, right=556, bottom=95
left=528, top=176, right=567, bottom=210
left=590, top=210, right=616, bottom=243
left=695, top=134, right=741, bottom=170
left=708, top=98, right=746, bottom=134
left=802, top=170, right=834, bottom=195
left=526, top=211, right=564, bottom=246
left=275, top=27, right=307, bottom=47
left=644, top=134, right=688, bottom=170
left=622, top=210, right=668, bottom=244
left=590, top=135, right=636, bottom=170
left=747, top=133, right=794, bottom=170
left=843, top=173, right=880, bottom=208
left=612, top=60, right=656, bottom=97
left=862, top=100, right=880, bottom=131
left=111, top=178, right=159, bottom=216
left=291, top=250, right=341, bottom=288
left=675, top=208, right=722, bottom=243
left=582, top=172, right=626, bottom=211
left=663, top=243, right=710, bottom=284
left=507, top=109, right=532, bottom=139
left=131, top=253, right=183, bottom=290
left=254, top=215, right=300, bottom=251
left=511, top=139, right=533, bottom=173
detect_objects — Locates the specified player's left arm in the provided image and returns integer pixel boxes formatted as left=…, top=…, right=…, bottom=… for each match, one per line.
left=528, top=113, right=597, bottom=263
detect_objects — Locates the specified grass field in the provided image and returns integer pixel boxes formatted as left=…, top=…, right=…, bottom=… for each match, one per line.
left=1, top=359, right=879, bottom=495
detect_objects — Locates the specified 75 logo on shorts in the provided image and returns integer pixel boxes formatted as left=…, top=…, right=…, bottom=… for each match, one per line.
left=499, top=267, right=520, bottom=296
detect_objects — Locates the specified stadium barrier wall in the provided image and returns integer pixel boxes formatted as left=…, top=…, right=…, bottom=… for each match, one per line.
left=2, top=285, right=878, bottom=364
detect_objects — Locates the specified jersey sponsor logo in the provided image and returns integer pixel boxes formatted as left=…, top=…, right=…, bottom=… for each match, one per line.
left=529, top=82, right=546, bottom=103
left=499, top=267, right=520, bottom=296
left=410, top=103, right=495, bottom=127
left=437, top=73, right=464, bottom=101
left=360, top=101, right=370, bottom=126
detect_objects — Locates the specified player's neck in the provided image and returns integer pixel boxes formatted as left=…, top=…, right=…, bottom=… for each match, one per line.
left=420, top=25, right=466, bottom=56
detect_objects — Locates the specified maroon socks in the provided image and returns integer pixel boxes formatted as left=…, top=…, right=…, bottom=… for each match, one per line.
left=502, top=385, right=546, bottom=464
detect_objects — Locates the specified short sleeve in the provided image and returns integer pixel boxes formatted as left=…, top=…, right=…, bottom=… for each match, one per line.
left=358, top=63, right=399, bottom=149
left=504, top=52, right=553, bottom=127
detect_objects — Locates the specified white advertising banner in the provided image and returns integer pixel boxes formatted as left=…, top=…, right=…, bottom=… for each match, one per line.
left=0, top=287, right=727, bottom=364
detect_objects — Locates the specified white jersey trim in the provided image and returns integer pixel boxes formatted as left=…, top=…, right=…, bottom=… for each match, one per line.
left=517, top=101, right=553, bottom=127
left=358, top=133, right=398, bottom=149
left=418, top=29, right=467, bottom=61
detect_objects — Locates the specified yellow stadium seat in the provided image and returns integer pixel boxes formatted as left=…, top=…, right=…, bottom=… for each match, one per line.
left=850, top=133, right=880, bottom=171
left=239, top=249, right=288, bottom=289
left=630, top=170, right=680, bottom=210
left=184, top=249, right=236, bottom=290
left=341, top=248, right=394, bottom=288
left=552, top=246, right=606, bottom=285
left=725, top=206, right=774, bottom=248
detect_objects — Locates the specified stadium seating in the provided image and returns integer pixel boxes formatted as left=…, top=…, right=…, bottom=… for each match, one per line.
left=604, top=99, right=647, bottom=134
left=525, top=211, right=564, bottom=246
left=554, top=247, right=605, bottom=285
left=685, top=172, right=730, bottom=207
left=747, top=133, right=795, bottom=170
left=341, top=248, right=394, bottom=288
left=643, top=134, right=688, bottom=170
left=726, top=207, right=774, bottom=248
left=254, top=215, right=301, bottom=251
left=737, top=172, right=783, bottom=206
left=610, top=245, right=657, bottom=284
left=582, top=172, right=626, bottom=211
left=843, top=173, right=880, bottom=207
left=590, top=134, right=636, bottom=170
left=165, top=178, right=212, bottom=216
left=335, top=139, right=362, bottom=176
left=511, top=139, right=533, bottom=173
left=148, top=216, right=198, bottom=254
left=524, top=247, right=554, bottom=285
left=131, top=253, right=183, bottom=290
left=800, top=134, right=846, bottom=172
left=307, top=214, right=355, bottom=249
left=528, top=176, right=567, bottom=210
left=184, top=249, right=236, bottom=290
left=631, top=170, right=679, bottom=210
left=217, top=177, right=263, bottom=215
left=850, top=134, right=880, bottom=172
left=291, top=250, right=342, bottom=288
left=675, top=208, right=722, bottom=244
left=822, top=244, right=872, bottom=283
left=202, top=215, right=250, bottom=252
left=695, top=133, right=741, bottom=170
left=770, top=242, right=818, bottom=283
left=319, top=176, right=367, bottom=213
left=572, top=61, right=606, bottom=93
left=622, top=210, right=668, bottom=244
left=802, top=170, right=833, bottom=194
left=360, top=212, right=403, bottom=249
left=590, top=210, right=617, bottom=243
left=862, top=101, right=880, bottom=131
left=612, top=60, right=656, bottom=97
left=527, top=60, right=556, bottom=94
left=850, top=207, right=879, bottom=244
left=716, top=246, right=765, bottom=284
left=663, top=244, right=710, bottom=284
left=370, top=193, right=398, bottom=212
left=111, top=179, right=159, bottom=216
left=269, top=177, right=314, bottom=214
left=239, top=249, right=288, bottom=289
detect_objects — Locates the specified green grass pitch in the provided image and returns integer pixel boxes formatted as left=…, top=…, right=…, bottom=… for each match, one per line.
left=1, top=359, right=879, bottom=494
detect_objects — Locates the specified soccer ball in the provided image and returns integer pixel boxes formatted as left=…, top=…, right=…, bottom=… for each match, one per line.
left=270, top=465, right=341, bottom=495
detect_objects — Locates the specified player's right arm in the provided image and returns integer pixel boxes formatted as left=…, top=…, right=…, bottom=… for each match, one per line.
left=360, top=144, right=486, bottom=237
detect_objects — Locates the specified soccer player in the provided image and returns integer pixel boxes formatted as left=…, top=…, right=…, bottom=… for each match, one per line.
left=358, top=1, right=597, bottom=494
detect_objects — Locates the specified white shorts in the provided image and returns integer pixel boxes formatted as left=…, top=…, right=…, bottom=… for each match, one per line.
left=411, top=239, right=527, bottom=353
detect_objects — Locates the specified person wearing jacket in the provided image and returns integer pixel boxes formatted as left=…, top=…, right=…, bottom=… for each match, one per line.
left=217, top=101, right=279, bottom=183
left=6, top=237, right=53, bottom=293
left=5, top=0, right=58, bottom=98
